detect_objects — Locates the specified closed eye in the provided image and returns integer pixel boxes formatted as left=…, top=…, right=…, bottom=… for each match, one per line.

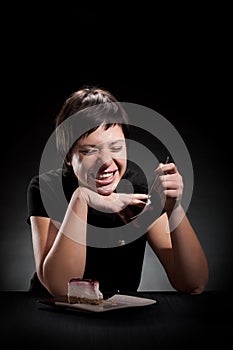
left=79, top=148, right=99, bottom=155
left=110, top=145, right=124, bottom=152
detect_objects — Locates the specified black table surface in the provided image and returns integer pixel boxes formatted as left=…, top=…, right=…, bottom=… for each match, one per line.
left=1, top=290, right=232, bottom=350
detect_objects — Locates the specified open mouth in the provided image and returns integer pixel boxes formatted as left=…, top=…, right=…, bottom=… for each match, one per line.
left=95, top=170, right=118, bottom=185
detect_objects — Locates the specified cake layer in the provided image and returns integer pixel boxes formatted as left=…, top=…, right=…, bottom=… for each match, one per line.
left=68, top=278, right=103, bottom=304
left=68, top=296, right=103, bottom=305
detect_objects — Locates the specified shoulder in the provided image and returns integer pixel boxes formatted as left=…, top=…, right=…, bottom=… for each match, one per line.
left=27, top=169, right=64, bottom=201
left=27, top=168, right=77, bottom=223
left=28, top=168, right=77, bottom=198
left=28, top=168, right=63, bottom=187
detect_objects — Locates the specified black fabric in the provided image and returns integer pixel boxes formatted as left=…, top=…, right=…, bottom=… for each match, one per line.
left=27, top=161, right=156, bottom=293
left=83, top=235, right=147, bottom=293
left=29, top=272, right=52, bottom=297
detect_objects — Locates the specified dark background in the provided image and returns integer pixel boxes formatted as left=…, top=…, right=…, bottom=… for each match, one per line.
left=0, top=4, right=231, bottom=291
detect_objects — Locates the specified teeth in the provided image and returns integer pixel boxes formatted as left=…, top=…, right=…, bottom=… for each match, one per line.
left=97, top=172, right=114, bottom=180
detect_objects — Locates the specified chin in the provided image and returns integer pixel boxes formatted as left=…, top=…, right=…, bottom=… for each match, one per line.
left=97, top=184, right=117, bottom=196
left=97, top=188, right=113, bottom=196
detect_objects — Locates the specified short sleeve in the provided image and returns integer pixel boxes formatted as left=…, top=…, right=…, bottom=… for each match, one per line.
left=27, top=176, right=48, bottom=224
left=26, top=169, right=70, bottom=225
left=26, top=175, right=49, bottom=224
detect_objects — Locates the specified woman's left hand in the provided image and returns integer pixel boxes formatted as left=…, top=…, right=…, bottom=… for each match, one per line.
left=153, top=161, right=184, bottom=214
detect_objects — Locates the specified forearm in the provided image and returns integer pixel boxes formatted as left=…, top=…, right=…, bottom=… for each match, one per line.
left=42, top=190, right=88, bottom=295
left=167, top=204, right=209, bottom=294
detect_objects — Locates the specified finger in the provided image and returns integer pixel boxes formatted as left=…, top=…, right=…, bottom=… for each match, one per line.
left=125, top=193, right=148, bottom=204
left=133, top=199, right=148, bottom=207
left=131, top=193, right=150, bottom=200
left=160, top=179, right=180, bottom=189
left=159, top=172, right=180, bottom=184
left=129, top=198, right=149, bottom=207
left=155, top=162, right=176, bottom=175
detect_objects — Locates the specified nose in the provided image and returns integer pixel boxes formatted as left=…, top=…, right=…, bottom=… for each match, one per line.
left=96, top=149, right=113, bottom=169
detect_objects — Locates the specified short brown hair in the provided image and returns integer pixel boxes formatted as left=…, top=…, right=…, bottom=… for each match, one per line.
left=55, top=86, right=130, bottom=166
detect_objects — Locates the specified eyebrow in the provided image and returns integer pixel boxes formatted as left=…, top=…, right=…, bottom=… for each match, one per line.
left=78, top=139, right=125, bottom=148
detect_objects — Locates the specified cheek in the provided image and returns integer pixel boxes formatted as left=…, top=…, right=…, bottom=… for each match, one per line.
left=121, top=148, right=127, bottom=159
left=120, top=150, right=127, bottom=168
left=121, top=160, right=127, bottom=174
left=71, top=155, right=82, bottom=176
left=71, top=155, right=92, bottom=178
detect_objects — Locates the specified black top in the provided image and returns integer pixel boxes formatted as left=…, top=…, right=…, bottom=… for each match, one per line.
left=27, top=162, right=162, bottom=293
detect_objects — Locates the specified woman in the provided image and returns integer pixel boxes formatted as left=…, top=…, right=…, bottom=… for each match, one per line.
left=27, top=86, right=208, bottom=296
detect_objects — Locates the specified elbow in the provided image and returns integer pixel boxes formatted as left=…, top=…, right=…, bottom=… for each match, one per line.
left=38, top=267, right=68, bottom=296
left=46, top=285, right=67, bottom=297
left=171, top=272, right=209, bottom=295
left=174, top=283, right=207, bottom=295
left=190, top=266, right=209, bottom=295
left=172, top=262, right=209, bottom=295
left=42, top=273, right=69, bottom=296
left=189, top=284, right=207, bottom=295
left=42, top=278, right=68, bottom=296
left=36, top=271, right=56, bottom=295
left=190, top=274, right=209, bottom=295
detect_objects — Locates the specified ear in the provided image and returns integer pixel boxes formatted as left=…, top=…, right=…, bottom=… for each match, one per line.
left=64, top=154, right=72, bottom=166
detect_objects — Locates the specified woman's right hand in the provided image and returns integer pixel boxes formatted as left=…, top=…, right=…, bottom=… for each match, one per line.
left=75, top=187, right=149, bottom=214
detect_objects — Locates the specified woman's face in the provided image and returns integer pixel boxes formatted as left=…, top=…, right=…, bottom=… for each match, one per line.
left=71, top=124, right=127, bottom=195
